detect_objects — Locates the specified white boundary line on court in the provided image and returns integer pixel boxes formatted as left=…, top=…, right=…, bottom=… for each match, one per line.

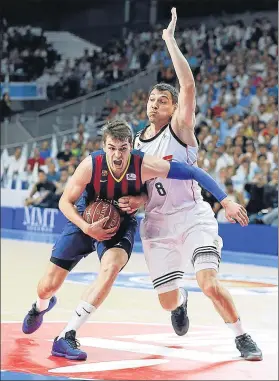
left=2, top=321, right=277, bottom=333
left=2, top=320, right=171, bottom=325
left=1, top=321, right=225, bottom=329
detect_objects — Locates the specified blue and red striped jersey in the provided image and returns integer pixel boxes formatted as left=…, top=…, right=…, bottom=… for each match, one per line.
left=76, top=149, right=146, bottom=214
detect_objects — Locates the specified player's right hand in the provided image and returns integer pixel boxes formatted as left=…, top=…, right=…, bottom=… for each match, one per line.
left=222, top=200, right=249, bottom=227
left=162, top=7, right=177, bottom=41
left=83, top=217, right=118, bottom=241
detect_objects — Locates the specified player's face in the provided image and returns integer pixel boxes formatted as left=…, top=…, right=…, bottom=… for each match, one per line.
left=147, top=89, right=176, bottom=125
left=104, top=137, right=132, bottom=173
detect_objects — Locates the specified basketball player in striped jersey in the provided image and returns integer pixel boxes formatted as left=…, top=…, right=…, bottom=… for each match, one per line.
left=128, top=8, right=262, bottom=361
left=22, top=119, right=246, bottom=360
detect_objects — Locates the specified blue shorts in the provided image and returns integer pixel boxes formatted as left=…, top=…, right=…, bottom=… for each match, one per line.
left=50, top=216, right=138, bottom=271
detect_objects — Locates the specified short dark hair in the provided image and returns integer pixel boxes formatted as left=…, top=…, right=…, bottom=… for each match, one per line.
left=38, top=169, right=46, bottom=175
left=149, top=83, right=178, bottom=104
left=102, top=119, right=133, bottom=144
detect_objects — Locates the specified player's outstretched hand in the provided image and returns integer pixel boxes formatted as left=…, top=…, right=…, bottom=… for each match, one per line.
left=83, top=217, right=118, bottom=241
left=162, top=7, right=177, bottom=41
left=118, top=195, right=147, bottom=214
left=223, top=201, right=249, bottom=227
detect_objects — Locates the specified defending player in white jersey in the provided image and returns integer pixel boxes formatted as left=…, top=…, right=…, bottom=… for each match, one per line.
left=119, top=8, right=262, bottom=361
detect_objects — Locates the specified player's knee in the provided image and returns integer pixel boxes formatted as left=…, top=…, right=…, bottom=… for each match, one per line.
left=38, top=281, right=56, bottom=297
left=37, top=276, right=60, bottom=297
left=101, top=261, right=122, bottom=279
left=100, top=248, right=128, bottom=279
left=197, top=271, right=220, bottom=299
left=37, top=265, right=66, bottom=297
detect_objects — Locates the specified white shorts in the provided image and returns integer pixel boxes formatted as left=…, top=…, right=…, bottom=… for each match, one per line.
left=140, top=202, right=223, bottom=294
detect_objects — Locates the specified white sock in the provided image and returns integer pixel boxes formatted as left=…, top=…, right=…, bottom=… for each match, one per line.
left=58, top=300, right=96, bottom=339
left=36, top=297, right=51, bottom=312
left=178, top=289, right=186, bottom=307
left=226, top=318, right=246, bottom=338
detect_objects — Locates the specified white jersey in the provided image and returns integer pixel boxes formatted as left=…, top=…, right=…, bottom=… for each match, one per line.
left=134, top=124, right=203, bottom=215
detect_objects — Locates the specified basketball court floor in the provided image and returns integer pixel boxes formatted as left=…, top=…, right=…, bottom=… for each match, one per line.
left=1, top=229, right=278, bottom=380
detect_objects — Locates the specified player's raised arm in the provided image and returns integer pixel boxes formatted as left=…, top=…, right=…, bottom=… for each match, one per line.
left=141, top=155, right=249, bottom=226
left=59, top=156, right=93, bottom=232
left=163, top=8, right=197, bottom=147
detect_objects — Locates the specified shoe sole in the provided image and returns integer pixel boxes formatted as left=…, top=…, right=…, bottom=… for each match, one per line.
left=242, top=353, right=263, bottom=361
left=51, top=350, right=87, bottom=361
left=22, top=297, right=57, bottom=334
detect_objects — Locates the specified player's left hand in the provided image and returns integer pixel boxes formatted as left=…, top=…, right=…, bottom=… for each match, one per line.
left=223, top=201, right=249, bottom=227
left=118, top=195, right=147, bottom=214
left=162, top=7, right=177, bottom=41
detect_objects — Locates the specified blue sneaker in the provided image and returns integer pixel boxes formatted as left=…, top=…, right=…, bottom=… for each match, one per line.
left=22, top=296, right=57, bottom=334
left=171, top=288, right=189, bottom=336
left=51, top=330, right=87, bottom=360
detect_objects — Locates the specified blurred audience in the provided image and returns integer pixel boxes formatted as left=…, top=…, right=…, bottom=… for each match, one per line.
left=0, top=93, right=13, bottom=122
left=25, top=170, right=56, bottom=208
left=0, top=16, right=278, bottom=225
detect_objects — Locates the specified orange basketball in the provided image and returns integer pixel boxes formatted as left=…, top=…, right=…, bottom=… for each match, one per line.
left=83, top=200, right=120, bottom=230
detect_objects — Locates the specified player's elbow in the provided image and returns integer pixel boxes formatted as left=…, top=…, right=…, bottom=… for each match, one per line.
left=58, top=195, right=67, bottom=213
left=180, top=82, right=195, bottom=96
left=149, top=160, right=170, bottom=180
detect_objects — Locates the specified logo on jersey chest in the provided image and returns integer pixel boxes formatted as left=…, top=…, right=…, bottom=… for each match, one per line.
left=102, top=170, right=108, bottom=177
left=127, top=173, right=136, bottom=181
left=100, top=169, right=108, bottom=182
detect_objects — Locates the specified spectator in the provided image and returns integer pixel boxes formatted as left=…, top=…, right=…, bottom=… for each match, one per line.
left=51, top=169, right=69, bottom=208
left=73, top=123, right=90, bottom=145
left=39, top=141, right=51, bottom=160
left=56, top=141, right=72, bottom=167
left=46, top=160, right=60, bottom=182
left=27, top=148, right=45, bottom=171
left=25, top=170, right=56, bottom=208
left=92, top=138, right=102, bottom=152
left=70, top=139, right=81, bottom=157
left=68, top=164, right=76, bottom=178
left=6, top=147, right=22, bottom=179
left=244, top=174, right=268, bottom=220
left=263, top=168, right=278, bottom=210
left=0, top=93, right=12, bottom=122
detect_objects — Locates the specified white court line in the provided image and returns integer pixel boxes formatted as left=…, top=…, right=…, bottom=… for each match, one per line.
left=1, top=321, right=277, bottom=334
left=2, top=320, right=170, bottom=325
left=49, top=359, right=169, bottom=374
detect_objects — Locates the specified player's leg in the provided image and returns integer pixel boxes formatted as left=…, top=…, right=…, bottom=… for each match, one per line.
left=142, top=237, right=189, bottom=336
left=81, top=247, right=128, bottom=307
left=22, top=223, right=93, bottom=334
left=56, top=247, right=128, bottom=341
left=186, top=205, right=262, bottom=360
left=52, top=217, right=136, bottom=360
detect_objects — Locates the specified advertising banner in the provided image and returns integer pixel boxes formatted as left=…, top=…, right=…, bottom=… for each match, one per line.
left=0, top=82, right=47, bottom=100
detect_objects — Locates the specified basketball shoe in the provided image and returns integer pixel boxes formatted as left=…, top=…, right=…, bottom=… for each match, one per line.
left=171, top=288, right=189, bottom=336
left=51, top=330, right=87, bottom=360
left=235, top=333, right=263, bottom=361
left=22, top=296, right=57, bottom=334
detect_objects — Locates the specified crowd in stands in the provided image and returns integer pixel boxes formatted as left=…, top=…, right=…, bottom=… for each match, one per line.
left=1, top=16, right=277, bottom=225
left=1, top=22, right=61, bottom=83
left=1, top=19, right=159, bottom=101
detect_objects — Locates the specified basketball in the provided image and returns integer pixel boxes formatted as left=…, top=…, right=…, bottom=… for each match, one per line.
left=83, top=200, right=121, bottom=230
